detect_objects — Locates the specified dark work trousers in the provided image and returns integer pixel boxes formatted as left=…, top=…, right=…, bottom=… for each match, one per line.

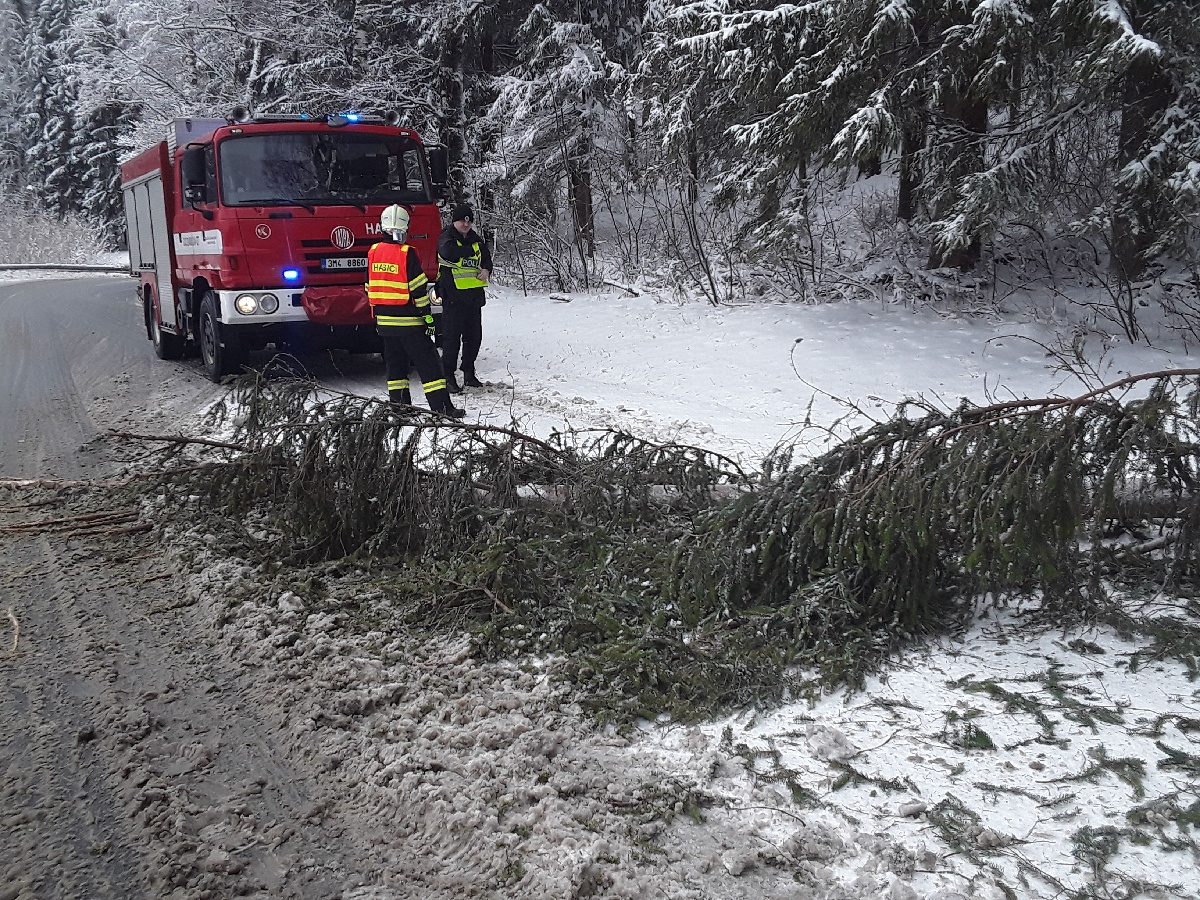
left=431, top=311, right=444, bottom=350
left=379, top=326, right=453, bottom=411
left=441, top=302, right=483, bottom=375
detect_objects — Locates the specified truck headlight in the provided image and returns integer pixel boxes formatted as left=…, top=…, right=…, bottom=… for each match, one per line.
left=233, top=293, right=280, bottom=315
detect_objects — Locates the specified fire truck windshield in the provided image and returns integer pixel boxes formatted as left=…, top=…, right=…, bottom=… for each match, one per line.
left=218, top=131, right=431, bottom=207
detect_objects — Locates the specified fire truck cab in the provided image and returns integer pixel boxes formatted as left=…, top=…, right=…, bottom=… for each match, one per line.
left=120, top=110, right=449, bottom=381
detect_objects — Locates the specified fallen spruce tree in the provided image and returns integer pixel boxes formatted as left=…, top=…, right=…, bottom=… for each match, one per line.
left=113, top=369, right=1200, bottom=722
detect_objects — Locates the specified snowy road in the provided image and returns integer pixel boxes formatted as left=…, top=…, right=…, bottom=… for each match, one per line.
left=0, top=276, right=373, bottom=899
left=0, top=277, right=141, bottom=478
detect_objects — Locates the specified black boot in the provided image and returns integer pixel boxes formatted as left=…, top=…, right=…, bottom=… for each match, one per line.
left=446, top=371, right=462, bottom=393
left=389, top=388, right=412, bottom=406
left=462, top=365, right=483, bottom=388
left=430, top=392, right=466, bottom=419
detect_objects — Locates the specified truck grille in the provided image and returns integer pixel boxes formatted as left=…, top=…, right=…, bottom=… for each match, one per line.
left=301, top=237, right=375, bottom=275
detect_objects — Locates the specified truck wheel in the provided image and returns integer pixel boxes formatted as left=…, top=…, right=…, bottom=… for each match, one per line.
left=146, top=293, right=184, bottom=360
left=198, top=292, right=241, bottom=382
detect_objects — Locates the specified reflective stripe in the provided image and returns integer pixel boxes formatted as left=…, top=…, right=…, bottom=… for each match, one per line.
left=423, top=379, right=447, bottom=392
left=387, top=378, right=410, bottom=391
left=376, top=315, right=428, bottom=327
left=368, top=242, right=429, bottom=307
left=439, top=242, right=487, bottom=290
left=452, top=273, right=487, bottom=290
left=372, top=288, right=412, bottom=302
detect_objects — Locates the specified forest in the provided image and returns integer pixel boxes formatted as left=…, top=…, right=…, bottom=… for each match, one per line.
left=4, top=10, right=1200, bottom=895
left=1, top=0, right=1199, bottom=335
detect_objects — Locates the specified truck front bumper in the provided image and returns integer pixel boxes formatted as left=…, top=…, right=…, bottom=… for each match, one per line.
left=213, top=288, right=310, bottom=325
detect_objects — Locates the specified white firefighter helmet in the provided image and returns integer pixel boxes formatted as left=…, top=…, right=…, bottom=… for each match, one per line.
left=380, top=204, right=410, bottom=238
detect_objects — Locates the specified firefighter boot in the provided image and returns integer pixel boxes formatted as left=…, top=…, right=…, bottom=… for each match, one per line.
left=446, top=371, right=463, bottom=393
left=389, top=388, right=412, bottom=406
left=462, top=365, right=483, bottom=388
left=429, top=390, right=466, bottom=419
left=437, top=400, right=467, bottom=419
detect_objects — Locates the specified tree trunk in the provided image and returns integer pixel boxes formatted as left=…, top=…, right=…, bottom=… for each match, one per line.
left=898, top=120, right=922, bottom=222
left=1110, top=51, right=1171, bottom=281
left=481, top=30, right=494, bottom=74
left=568, top=89, right=596, bottom=262
left=686, top=130, right=699, bottom=204
left=1008, top=47, right=1022, bottom=125
left=927, top=90, right=988, bottom=271
left=897, top=18, right=930, bottom=224
left=439, top=30, right=467, bottom=199
left=568, top=163, right=594, bottom=254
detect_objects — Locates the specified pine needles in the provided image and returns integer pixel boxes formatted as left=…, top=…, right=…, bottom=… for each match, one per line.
left=669, top=373, right=1200, bottom=688
left=135, top=370, right=1200, bottom=722
left=181, top=372, right=747, bottom=563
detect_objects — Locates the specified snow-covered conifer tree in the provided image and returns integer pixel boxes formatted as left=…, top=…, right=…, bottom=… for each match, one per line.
left=485, top=2, right=646, bottom=283
left=656, top=0, right=1199, bottom=278
left=1056, top=0, right=1200, bottom=280
left=658, top=1, right=1056, bottom=270
left=6, top=0, right=81, bottom=216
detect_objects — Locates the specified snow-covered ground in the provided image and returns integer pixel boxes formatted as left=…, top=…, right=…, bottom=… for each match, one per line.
left=452, top=285, right=1192, bottom=466
left=10, top=262, right=1200, bottom=898
left=315, top=281, right=1200, bottom=898
left=645, top=609, right=1200, bottom=899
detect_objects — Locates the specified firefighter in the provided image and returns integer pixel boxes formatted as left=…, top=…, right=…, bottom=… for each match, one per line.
left=437, top=204, right=493, bottom=392
left=368, top=204, right=465, bottom=418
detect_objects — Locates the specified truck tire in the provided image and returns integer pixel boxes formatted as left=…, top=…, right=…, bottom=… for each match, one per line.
left=146, top=293, right=184, bottom=360
left=198, top=292, right=242, bottom=382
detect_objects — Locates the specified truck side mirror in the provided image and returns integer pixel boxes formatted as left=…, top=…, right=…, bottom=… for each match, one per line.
left=181, top=146, right=209, bottom=204
left=427, top=146, right=450, bottom=199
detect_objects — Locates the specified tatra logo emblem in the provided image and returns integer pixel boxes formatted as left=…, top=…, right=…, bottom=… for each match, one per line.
left=332, top=226, right=355, bottom=250
left=255, top=224, right=271, bottom=239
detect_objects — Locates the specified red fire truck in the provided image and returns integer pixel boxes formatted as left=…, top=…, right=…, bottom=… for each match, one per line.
left=120, top=110, right=448, bottom=381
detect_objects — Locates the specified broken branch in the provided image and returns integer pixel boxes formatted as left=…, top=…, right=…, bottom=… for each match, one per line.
left=107, top=430, right=250, bottom=452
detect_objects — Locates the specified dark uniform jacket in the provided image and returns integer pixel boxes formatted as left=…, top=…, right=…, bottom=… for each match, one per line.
left=437, top=224, right=493, bottom=309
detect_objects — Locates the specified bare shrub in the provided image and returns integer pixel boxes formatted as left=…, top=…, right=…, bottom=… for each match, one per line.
left=1144, top=268, right=1200, bottom=347
left=485, top=196, right=587, bottom=294
left=0, top=199, right=104, bottom=265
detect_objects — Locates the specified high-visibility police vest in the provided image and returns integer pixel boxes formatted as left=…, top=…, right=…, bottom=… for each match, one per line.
left=367, top=241, right=430, bottom=328
left=439, top=240, right=487, bottom=291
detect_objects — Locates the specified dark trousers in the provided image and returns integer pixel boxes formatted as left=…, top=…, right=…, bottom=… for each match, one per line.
left=379, top=326, right=452, bottom=411
left=441, top=302, right=483, bottom=374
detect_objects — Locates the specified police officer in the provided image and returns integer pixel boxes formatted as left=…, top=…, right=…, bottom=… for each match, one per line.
left=367, top=204, right=465, bottom=418
left=437, top=204, right=493, bottom=392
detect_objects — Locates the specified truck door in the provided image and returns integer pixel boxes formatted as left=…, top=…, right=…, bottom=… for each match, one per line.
left=146, top=174, right=177, bottom=328
left=124, top=171, right=178, bottom=330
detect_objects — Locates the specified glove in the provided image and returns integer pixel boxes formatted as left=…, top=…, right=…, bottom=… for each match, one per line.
left=424, top=314, right=436, bottom=337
